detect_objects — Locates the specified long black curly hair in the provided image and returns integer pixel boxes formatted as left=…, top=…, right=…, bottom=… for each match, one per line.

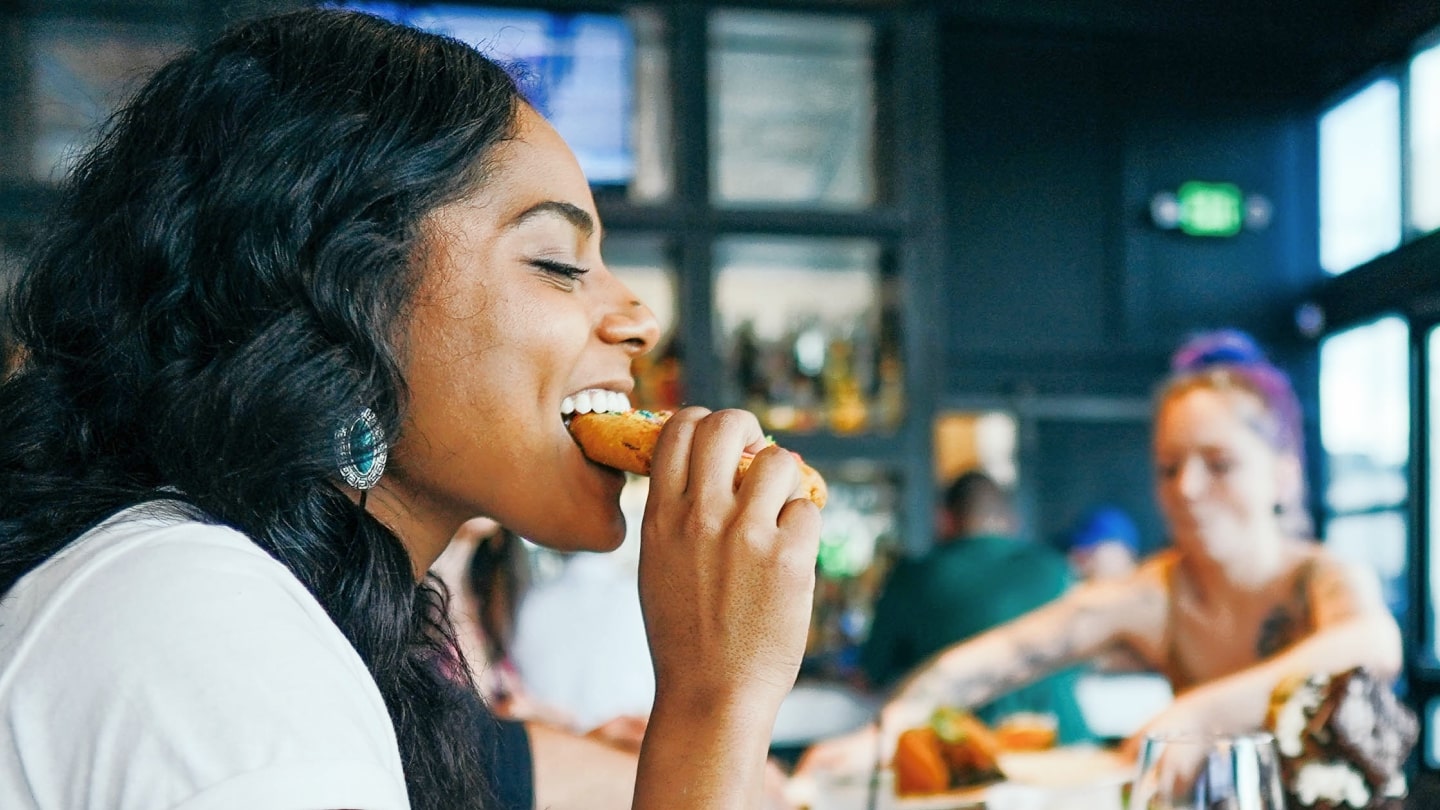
left=0, top=9, right=524, bottom=808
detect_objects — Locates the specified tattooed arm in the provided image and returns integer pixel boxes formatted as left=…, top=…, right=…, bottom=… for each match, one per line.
left=1125, top=549, right=1401, bottom=753
left=879, top=570, right=1167, bottom=732
left=796, top=564, right=1169, bottom=776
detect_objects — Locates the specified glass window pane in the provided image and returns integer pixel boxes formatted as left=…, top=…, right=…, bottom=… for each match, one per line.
left=709, top=11, right=875, bottom=209
left=330, top=3, right=664, bottom=196
left=1319, top=78, right=1402, bottom=274
left=933, top=411, right=1019, bottom=488
left=605, top=236, right=680, bottom=411
left=30, top=19, right=185, bottom=183
left=714, top=236, right=902, bottom=435
left=627, top=8, right=672, bottom=203
left=1325, top=510, right=1408, bottom=621
left=1429, top=697, right=1440, bottom=768
left=1428, top=325, right=1440, bottom=663
left=1320, top=315, right=1409, bottom=512
left=1410, top=42, right=1440, bottom=234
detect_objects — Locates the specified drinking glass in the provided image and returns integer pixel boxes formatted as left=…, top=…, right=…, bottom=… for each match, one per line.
left=1129, top=731, right=1286, bottom=810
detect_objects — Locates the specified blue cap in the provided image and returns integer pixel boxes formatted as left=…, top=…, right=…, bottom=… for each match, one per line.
left=1068, top=506, right=1139, bottom=553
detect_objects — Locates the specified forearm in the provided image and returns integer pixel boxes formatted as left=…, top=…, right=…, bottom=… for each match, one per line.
left=881, top=591, right=1121, bottom=730
left=528, top=721, right=638, bottom=810
left=632, top=689, right=777, bottom=809
left=1171, top=616, right=1403, bottom=735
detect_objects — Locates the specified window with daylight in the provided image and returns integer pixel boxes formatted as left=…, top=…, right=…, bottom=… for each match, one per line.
left=1319, top=79, right=1402, bottom=274
left=1320, top=316, right=1410, bottom=626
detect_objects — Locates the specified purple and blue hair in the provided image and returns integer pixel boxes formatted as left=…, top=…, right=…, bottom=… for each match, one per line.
left=1164, top=329, right=1304, bottom=460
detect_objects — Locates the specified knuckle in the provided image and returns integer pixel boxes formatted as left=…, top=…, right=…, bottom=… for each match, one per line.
left=680, top=507, right=722, bottom=542
left=708, top=408, right=760, bottom=436
left=661, top=407, right=707, bottom=437
left=671, top=405, right=711, bottom=423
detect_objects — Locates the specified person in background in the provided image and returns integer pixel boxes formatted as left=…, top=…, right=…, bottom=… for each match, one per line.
left=859, top=470, right=1091, bottom=744
left=1063, top=505, right=1141, bottom=583
left=437, top=516, right=795, bottom=810
left=433, top=518, right=569, bottom=726
left=0, top=9, right=821, bottom=809
left=799, top=329, right=1400, bottom=775
left=433, top=519, right=652, bottom=810
left=510, top=477, right=656, bottom=741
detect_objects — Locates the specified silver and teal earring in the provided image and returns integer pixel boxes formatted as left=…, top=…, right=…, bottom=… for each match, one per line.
left=335, top=407, right=387, bottom=490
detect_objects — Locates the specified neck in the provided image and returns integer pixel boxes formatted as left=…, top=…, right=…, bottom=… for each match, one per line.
left=350, top=481, right=457, bottom=582
left=1183, top=527, right=1291, bottom=597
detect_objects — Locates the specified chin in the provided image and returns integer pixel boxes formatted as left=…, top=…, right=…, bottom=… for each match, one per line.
left=525, top=507, right=627, bottom=553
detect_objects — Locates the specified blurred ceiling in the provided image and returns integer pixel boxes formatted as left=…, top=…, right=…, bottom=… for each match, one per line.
left=13, top=0, right=1440, bottom=106
left=930, top=0, right=1440, bottom=104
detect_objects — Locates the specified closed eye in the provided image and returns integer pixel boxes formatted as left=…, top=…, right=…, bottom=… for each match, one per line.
left=530, top=258, right=590, bottom=281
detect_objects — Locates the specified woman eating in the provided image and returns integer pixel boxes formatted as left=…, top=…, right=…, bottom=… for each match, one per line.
left=798, top=329, right=1400, bottom=773
left=0, top=9, right=820, bottom=809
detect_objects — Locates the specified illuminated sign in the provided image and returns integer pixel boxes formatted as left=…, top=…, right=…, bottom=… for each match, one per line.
left=1150, top=182, right=1271, bottom=237
left=1176, top=181, right=1243, bottom=237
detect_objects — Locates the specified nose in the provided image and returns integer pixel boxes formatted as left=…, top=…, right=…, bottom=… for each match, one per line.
left=1174, top=458, right=1207, bottom=500
left=598, top=279, right=661, bottom=357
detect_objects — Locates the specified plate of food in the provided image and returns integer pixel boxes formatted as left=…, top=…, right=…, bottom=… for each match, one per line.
left=887, top=707, right=1007, bottom=808
left=889, top=708, right=1133, bottom=808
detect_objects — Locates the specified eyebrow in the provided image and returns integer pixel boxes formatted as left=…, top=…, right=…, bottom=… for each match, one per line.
left=505, top=200, right=596, bottom=239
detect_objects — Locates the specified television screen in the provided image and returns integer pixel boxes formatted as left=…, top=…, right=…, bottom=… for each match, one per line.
left=328, top=2, right=636, bottom=187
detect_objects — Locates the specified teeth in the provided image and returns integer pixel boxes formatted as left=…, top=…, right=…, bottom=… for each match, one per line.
left=561, top=389, right=632, bottom=420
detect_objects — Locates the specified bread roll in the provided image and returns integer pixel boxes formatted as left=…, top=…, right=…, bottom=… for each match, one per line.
left=567, top=409, right=828, bottom=508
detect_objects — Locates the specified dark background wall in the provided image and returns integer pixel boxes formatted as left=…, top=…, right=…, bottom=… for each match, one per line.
left=936, top=22, right=1328, bottom=551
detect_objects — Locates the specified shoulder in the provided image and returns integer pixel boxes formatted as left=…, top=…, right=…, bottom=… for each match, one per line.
left=7, top=506, right=335, bottom=649
left=0, top=504, right=409, bottom=809
left=1296, top=543, right=1389, bottom=611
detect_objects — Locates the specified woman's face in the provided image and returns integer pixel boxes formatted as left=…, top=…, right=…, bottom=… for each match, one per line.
left=385, top=105, right=659, bottom=555
left=1153, top=387, right=1298, bottom=565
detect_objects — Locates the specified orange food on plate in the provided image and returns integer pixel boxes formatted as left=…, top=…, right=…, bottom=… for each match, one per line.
left=933, top=707, right=1003, bottom=778
left=994, top=713, right=1059, bottom=752
left=893, top=727, right=951, bottom=796
left=892, top=708, right=1006, bottom=797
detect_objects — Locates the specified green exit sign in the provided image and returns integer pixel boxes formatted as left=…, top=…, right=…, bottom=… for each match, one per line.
left=1176, top=181, right=1244, bottom=237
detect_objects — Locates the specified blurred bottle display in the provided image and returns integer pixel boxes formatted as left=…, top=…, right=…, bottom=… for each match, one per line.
left=801, top=470, right=899, bottom=680
left=607, top=237, right=682, bottom=412
left=630, top=339, right=685, bottom=412
left=715, top=236, right=904, bottom=435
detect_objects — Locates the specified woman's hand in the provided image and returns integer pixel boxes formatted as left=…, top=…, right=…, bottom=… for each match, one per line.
left=1121, top=696, right=1212, bottom=760
left=633, top=407, right=822, bottom=808
left=585, top=714, right=648, bottom=753
left=639, top=407, right=821, bottom=713
left=794, top=723, right=880, bottom=777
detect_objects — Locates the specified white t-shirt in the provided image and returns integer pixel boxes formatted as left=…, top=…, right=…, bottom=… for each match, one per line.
left=0, top=502, right=411, bottom=810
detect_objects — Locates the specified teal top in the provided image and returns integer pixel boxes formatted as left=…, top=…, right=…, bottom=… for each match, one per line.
left=860, top=533, right=1092, bottom=743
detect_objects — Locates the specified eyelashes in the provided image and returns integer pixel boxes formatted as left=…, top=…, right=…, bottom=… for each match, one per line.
left=529, top=258, right=590, bottom=281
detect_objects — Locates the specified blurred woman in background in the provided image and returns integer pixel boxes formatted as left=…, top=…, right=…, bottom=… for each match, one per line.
left=799, top=329, right=1399, bottom=772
